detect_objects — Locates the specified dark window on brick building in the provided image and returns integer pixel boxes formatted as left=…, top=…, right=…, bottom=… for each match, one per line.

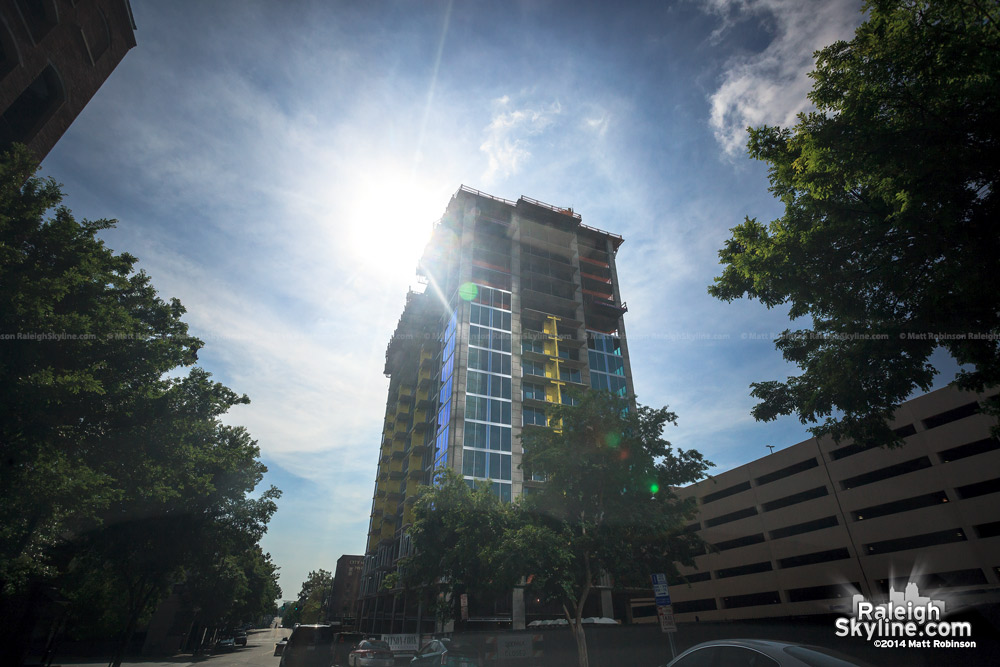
left=0, top=64, right=64, bottom=150
left=16, top=0, right=58, bottom=44
left=0, top=19, right=20, bottom=76
left=81, top=8, right=111, bottom=64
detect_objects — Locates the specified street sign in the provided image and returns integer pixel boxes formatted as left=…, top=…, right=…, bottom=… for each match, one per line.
left=651, top=573, right=677, bottom=634
left=657, top=605, right=677, bottom=633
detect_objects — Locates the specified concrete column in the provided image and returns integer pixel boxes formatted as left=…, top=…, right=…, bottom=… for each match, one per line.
left=600, top=588, right=613, bottom=619
left=513, top=586, right=526, bottom=630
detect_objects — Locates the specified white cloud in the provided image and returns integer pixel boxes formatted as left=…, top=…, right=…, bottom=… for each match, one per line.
left=479, top=97, right=563, bottom=183
left=583, top=111, right=611, bottom=139
left=705, top=0, right=864, bottom=155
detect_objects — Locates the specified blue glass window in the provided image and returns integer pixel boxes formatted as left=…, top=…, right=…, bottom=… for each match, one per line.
left=523, top=383, right=546, bottom=401
left=523, top=407, right=547, bottom=427
left=560, top=367, right=581, bottom=383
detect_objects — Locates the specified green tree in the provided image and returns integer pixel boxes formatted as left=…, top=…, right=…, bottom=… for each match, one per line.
left=182, top=545, right=281, bottom=630
left=283, top=569, right=334, bottom=626
left=398, top=391, right=711, bottom=667
left=517, top=391, right=711, bottom=667
left=0, top=147, right=280, bottom=666
left=391, top=469, right=519, bottom=623
left=709, top=0, right=1000, bottom=448
left=0, top=146, right=199, bottom=600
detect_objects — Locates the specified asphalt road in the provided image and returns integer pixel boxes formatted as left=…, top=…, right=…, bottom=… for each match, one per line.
left=59, top=627, right=292, bottom=667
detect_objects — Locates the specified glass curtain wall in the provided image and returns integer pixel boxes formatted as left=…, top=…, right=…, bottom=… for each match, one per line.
left=463, top=285, right=513, bottom=501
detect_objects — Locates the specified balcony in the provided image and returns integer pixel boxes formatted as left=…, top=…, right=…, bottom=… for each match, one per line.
left=579, top=255, right=610, bottom=270
left=584, top=294, right=628, bottom=318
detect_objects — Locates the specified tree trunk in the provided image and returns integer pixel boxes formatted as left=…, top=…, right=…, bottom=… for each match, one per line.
left=0, top=582, right=41, bottom=667
left=108, top=607, right=138, bottom=667
left=563, top=599, right=591, bottom=667
left=571, top=620, right=589, bottom=667
left=109, top=580, right=156, bottom=667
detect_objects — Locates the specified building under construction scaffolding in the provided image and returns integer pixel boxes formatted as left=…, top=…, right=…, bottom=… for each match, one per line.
left=357, top=186, right=633, bottom=634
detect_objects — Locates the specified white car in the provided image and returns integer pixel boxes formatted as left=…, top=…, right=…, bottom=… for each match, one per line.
left=663, top=639, right=873, bottom=667
left=348, top=639, right=394, bottom=667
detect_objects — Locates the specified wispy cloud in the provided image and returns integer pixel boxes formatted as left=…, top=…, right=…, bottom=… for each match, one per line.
left=480, top=96, right=562, bottom=183
left=704, top=0, right=864, bottom=155
left=583, top=110, right=611, bottom=139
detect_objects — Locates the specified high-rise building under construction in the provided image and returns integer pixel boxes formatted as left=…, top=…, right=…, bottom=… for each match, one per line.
left=358, top=186, right=632, bottom=633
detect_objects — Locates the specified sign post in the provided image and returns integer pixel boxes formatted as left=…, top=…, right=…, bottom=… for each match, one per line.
left=651, top=573, right=678, bottom=660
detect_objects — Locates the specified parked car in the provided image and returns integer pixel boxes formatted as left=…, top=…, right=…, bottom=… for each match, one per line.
left=332, top=631, right=367, bottom=666
left=662, top=639, right=873, bottom=667
left=410, top=638, right=479, bottom=667
left=274, top=636, right=289, bottom=656
left=348, top=639, right=394, bottom=667
left=214, top=636, right=236, bottom=653
left=279, top=625, right=336, bottom=667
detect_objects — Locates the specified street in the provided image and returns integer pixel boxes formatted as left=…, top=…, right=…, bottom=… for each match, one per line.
left=58, top=628, right=292, bottom=667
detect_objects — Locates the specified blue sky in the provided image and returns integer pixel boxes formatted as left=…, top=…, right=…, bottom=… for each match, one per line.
left=36, top=0, right=909, bottom=600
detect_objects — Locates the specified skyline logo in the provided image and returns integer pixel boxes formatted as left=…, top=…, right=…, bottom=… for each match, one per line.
left=835, top=581, right=974, bottom=649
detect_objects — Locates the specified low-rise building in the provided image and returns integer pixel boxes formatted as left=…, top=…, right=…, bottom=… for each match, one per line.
left=667, top=385, right=1000, bottom=621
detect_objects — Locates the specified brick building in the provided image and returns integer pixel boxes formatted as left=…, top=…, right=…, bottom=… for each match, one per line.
left=1, top=0, right=136, bottom=160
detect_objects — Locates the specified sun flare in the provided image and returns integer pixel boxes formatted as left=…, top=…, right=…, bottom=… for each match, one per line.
left=344, top=164, right=452, bottom=285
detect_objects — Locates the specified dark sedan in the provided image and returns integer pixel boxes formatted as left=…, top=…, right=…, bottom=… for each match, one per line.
left=279, top=625, right=336, bottom=667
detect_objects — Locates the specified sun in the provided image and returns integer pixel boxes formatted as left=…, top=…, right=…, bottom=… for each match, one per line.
left=344, top=163, right=452, bottom=285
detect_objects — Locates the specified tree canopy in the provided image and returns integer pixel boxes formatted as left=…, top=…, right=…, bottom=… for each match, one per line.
left=709, top=0, right=1000, bottom=447
left=397, top=390, right=711, bottom=667
left=281, top=569, right=334, bottom=626
left=0, top=147, right=280, bottom=666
